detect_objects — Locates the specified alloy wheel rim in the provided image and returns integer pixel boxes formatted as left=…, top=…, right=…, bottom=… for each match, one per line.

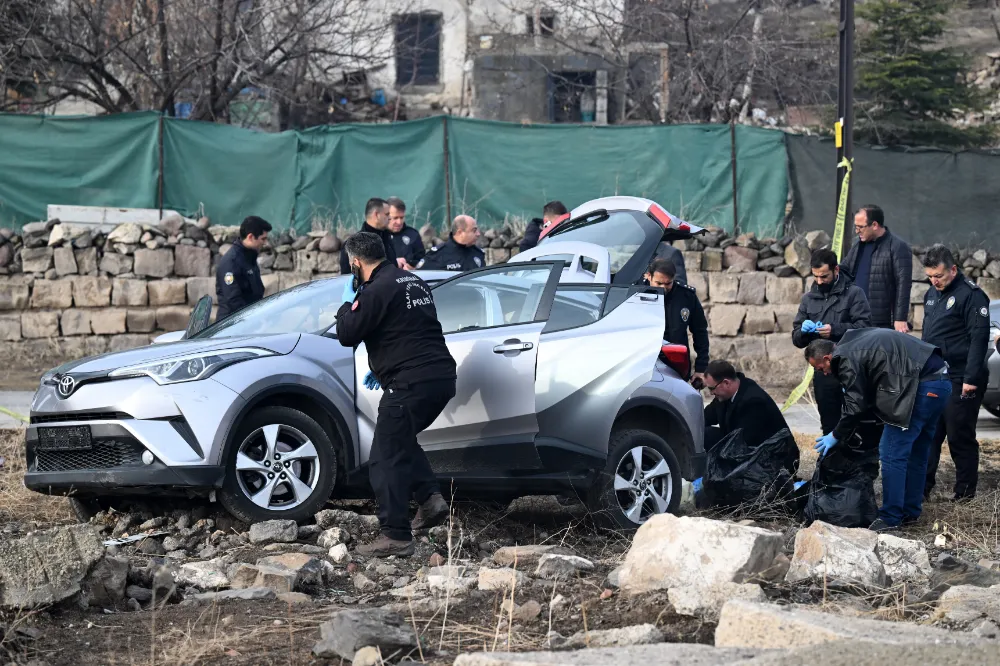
left=235, top=424, right=320, bottom=511
left=614, top=445, right=673, bottom=525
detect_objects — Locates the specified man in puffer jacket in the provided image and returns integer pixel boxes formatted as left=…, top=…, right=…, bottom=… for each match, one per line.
left=839, top=205, right=913, bottom=332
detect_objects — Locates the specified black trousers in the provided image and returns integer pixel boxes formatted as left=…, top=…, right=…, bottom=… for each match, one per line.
left=925, top=379, right=984, bottom=498
left=814, top=370, right=883, bottom=480
left=369, top=378, right=456, bottom=541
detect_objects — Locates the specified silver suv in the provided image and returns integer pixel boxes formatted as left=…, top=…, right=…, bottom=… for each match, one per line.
left=24, top=197, right=705, bottom=530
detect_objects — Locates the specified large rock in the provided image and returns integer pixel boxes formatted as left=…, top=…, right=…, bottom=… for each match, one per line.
left=99, top=252, right=133, bottom=276
left=317, top=528, right=350, bottom=549
left=453, top=645, right=764, bottom=666
left=107, top=223, right=143, bottom=245
left=910, top=281, right=927, bottom=304
left=702, top=248, right=724, bottom=272
left=805, top=230, right=831, bottom=250
left=48, top=223, right=88, bottom=247
left=743, top=306, right=776, bottom=335
left=186, top=277, right=216, bottom=304
left=174, top=245, right=211, bottom=277
left=74, top=247, right=98, bottom=274
left=256, top=553, right=325, bottom=589
left=715, top=599, right=984, bottom=649
left=148, top=279, right=188, bottom=306
left=312, top=609, right=418, bottom=660
left=0, top=314, right=21, bottom=340
left=709, top=304, right=747, bottom=336
left=21, top=311, right=60, bottom=338
left=0, top=283, right=30, bottom=309
left=72, top=276, right=112, bottom=307
left=126, top=309, right=157, bottom=333
left=0, top=525, right=105, bottom=608
left=876, top=533, right=931, bottom=584
left=493, top=544, right=576, bottom=568
left=783, top=237, right=811, bottom=277
left=155, top=306, right=191, bottom=331
left=30, top=280, right=73, bottom=309
left=53, top=246, right=78, bottom=276
left=785, top=521, right=886, bottom=590
left=134, top=248, right=174, bottom=278
left=708, top=273, right=740, bottom=303
left=91, top=308, right=127, bottom=335
left=111, top=278, right=148, bottom=306
left=175, top=559, right=230, bottom=590
left=724, top=246, right=759, bottom=272
left=249, top=520, right=299, bottom=544
left=552, top=624, right=664, bottom=649
left=737, top=272, right=767, bottom=305
left=668, top=582, right=766, bottom=620
left=21, top=247, right=54, bottom=273
left=82, top=556, right=129, bottom=607
left=61, top=310, right=92, bottom=336
left=929, top=554, right=1000, bottom=598
left=535, top=554, right=595, bottom=580
left=938, top=585, right=1000, bottom=624
left=616, top=515, right=783, bottom=594
left=765, top=274, right=803, bottom=304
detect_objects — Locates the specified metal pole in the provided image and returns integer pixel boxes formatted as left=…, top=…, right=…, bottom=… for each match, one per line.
left=836, top=0, right=855, bottom=256
left=730, top=121, right=739, bottom=237
left=442, top=115, right=452, bottom=227
left=157, top=114, right=165, bottom=218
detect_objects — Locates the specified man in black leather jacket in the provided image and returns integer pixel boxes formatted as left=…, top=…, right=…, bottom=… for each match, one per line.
left=806, top=329, right=951, bottom=531
left=520, top=201, right=568, bottom=253
left=840, top=205, right=912, bottom=332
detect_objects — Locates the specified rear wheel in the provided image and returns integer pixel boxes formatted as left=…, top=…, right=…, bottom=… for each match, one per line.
left=588, top=429, right=681, bottom=530
left=986, top=403, right=1000, bottom=419
left=219, top=406, right=337, bottom=524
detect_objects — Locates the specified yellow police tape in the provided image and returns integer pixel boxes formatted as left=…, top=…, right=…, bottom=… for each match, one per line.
left=781, top=157, right=853, bottom=413
left=0, top=406, right=28, bottom=423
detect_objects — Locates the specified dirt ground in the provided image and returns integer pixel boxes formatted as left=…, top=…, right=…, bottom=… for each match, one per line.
left=3, top=427, right=1000, bottom=666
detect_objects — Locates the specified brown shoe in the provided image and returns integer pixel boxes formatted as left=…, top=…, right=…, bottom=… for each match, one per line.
left=411, top=493, right=450, bottom=532
left=355, top=535, right=415, bottom=558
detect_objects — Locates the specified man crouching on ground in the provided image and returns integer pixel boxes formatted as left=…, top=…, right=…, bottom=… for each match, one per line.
left=336, top=232, right=457, bottom=557
left=805, top=329, right=951, bottom=532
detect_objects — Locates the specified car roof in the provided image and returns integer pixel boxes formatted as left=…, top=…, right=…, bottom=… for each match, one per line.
left=568, top=196, right=705, bottom=236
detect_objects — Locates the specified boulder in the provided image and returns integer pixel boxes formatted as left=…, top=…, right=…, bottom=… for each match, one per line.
left=785, top=521, right=886, bottom=590
left=0, top=243, right=13, bottom=269
left=134, top=248, right=174, bottom=278
left=21, top=247, right=54, bottom=274
left=318, top=233, right=341, bottom=253
left=876, top=533, right=932, bottom=584
left=126, top=309, right=157, bottom=333
left=784, top=237, right=811, bottom=277
left=709, top=304, right=747, bottom=337
left=21, top=311, right=60, bottom=338
left=736, top=272, right=766, bottom=305
left=0, top=283, right=30, bottom=310
left=805, top=230, right=831, bottom=251
left=708, top=274, right=740, bottom=303
left=715, top=599, right=984, bottom=649
left=317, top=528, right=350, bottom=549
left=329, top=544, right=350, bottom=563
left=616, top=515, right=783, bottom=594
left=72, top=276, right=112, bottom=307
left=155, top=306, right=192, bottom=331
left=176, top=559, right=229, bottom=590
left=312, top=609, right=418, bottom=660
left=185, top=277, right=216, bottom=304
left=30, top=280, right=73, bottom=309
left=174, top=245, right=211, bottom=277
left=53, top=246, right=78, bottom=276
left=668, top=582, right=766, bottom=620
left=702, top=248, right=724, bottom=271
left=107, top=223, right=143, bottom=245
left=111, top=279, right=148, bottom=307
left=0, top=525, right=105, bottom=608
left=724, top=246, right=759, bottom=272
left=91, top=308, right=127, bottom=335
left=82, top=556, right=129, bottom=607
left=765, top=274, right=804, bottom=304
left=315, top=509, right=379, bottom=532
left=253, top=566, right=297, bottom=594
left=0, top=314, right=20, bottom=340
left=248, top=520, right=299, bottom=544
left=161, top=214, right=185, bottom=236
left=493, top=544, right=576, bottom=568
left=48, top=224, right=88, bottom=247
left=929, top=554, right=1000, bottom=597
left=148, top=280, right=188, bottom=306
left=743, top=306, right=776, bottom=335
left=256, top=553, right=326, bottom=589
left=938, top=585, right=1000, bottom=625
left=98, top=252, right=133, bottom=276
left=228, top=564, right=260, bottom=589
left=60, top=310, right=92, bottom=336
left=534, top=554, right=595, bottom=580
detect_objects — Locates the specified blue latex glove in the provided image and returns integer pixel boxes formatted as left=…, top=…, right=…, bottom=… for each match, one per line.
left=342, top=279, right=357, bottom=304
left=363, top=371, right=380, bottom=391
left=814, top=432, right=838, bottom=458
left=692, top=477, right=703, bottom=494
left=800, top=320, right=817, bottom=334
left=816, top=321, right=823, bottom=328
left=793, top=480, right=807, bottom=490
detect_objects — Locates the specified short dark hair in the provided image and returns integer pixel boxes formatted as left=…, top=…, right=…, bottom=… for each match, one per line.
left=647, top=258, right=676, bottom=279
left=365, top=197, right=387, bottom=219
left=705, top=359, right=737, bottom=382
left=804, top=338, right=836, bottom=362
left=810, top=249, right=838, bottom=271
left=856, top=205, right=884, bottom=227
left=344, top=232, right=387, bottom=264
left=922, top=244, right=956, bottom=270
left=386, top=196, right=406, bottom=212
left=240, top=216, right=272, bottom=240
left=543, top=201, right=568, bottom=217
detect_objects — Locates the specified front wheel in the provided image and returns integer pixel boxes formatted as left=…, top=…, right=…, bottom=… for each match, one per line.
left=985, top=403, right=1000, bottom=419
left=219, top=406, right=337, bottom=524
left=588, top=429, right=681, bottom=531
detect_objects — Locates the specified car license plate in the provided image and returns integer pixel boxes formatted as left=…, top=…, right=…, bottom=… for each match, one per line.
left=37, top=426, right=92, bottom=451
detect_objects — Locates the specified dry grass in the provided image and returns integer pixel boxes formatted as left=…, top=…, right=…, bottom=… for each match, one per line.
left=0, top=428, right=73, bottom=526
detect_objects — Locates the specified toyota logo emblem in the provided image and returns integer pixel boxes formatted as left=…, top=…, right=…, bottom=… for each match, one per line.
left=57, top=375, right=76, bottom=398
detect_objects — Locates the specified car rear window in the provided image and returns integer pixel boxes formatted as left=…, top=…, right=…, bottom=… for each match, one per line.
left=541, top=211, right=647, bottom=274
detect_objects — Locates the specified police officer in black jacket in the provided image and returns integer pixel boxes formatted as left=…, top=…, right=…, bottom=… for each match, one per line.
left=644, top=258, right=709, bottom=385
left=520, top=201, right=568, bottom=253
left=417, top=215, right=485, bottom=272
left=215, top=215, right=271, bottom=321
left=386, top=197, right=425, bottom=269
left=921, top=244, right=991, bottom=500
left=336, top=232, right=457, bottom=558
left=339, top=198, right=399, bottom=275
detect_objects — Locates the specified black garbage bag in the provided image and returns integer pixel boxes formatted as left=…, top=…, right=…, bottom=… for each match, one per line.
left=702, top=427, right=800, bottom=508
left=802, top=438, right=878, bottom=528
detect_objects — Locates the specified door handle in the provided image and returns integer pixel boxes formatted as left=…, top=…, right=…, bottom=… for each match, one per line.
left=493, top=341, right=534, bottom=354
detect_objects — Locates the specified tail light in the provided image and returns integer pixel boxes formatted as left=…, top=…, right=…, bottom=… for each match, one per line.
left=648, top=203, right=691, bottom=232
left=659, top=343, right=691, bottom=379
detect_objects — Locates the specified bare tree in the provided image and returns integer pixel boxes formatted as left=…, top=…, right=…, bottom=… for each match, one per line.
left=0, top=0, right=397, bottom=123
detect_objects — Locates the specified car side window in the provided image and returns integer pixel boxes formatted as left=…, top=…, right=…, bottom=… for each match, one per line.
left=433, top=266, right=553, bottom=334
left=542, top=285, right=638, bottom=334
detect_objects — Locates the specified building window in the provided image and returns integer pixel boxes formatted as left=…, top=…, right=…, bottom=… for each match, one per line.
left=395, top=13, right=442, bottom=86
left=548, top=72, right=597, bottom=123
left=526, top=12, right=556, bottom=36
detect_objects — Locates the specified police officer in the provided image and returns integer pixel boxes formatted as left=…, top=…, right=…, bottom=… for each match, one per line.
left=386, top=196, right=425, bottom=269
left=336, top=232, right=457, bottom=558
left=417, top=215, right=485, bottom=272
left=215, top=215, right=271, bottom=321
left=339, top=198, right=399, bottom=275
left=921, top=244, right=991, bottom=500
left=645, top=258, right=709, bottom=386
left=520, top=201, right=569, bottom=253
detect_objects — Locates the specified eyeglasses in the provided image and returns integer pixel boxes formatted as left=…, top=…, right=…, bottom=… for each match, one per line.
left=854, top=224, right=869, bottom=232
left=705, top=381, right=723, bottom=394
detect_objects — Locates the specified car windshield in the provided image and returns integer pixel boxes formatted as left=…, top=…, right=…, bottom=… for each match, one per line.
left=541, top=211, right=647, bottom=273
left=193, top=277, right=349, bottom=339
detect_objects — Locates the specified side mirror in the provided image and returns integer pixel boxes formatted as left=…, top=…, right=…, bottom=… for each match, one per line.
left=183, top=295, right=213, bottom=340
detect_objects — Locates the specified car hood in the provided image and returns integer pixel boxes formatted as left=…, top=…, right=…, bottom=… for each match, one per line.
left=46, top=333, right=301, bottom=377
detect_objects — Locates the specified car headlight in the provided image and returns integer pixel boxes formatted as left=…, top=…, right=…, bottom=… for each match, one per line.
left=108, top=348, right=275, bottom=385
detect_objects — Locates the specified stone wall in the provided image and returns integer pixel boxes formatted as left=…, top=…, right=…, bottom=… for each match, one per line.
left=1, top=217, right=998, bottom=385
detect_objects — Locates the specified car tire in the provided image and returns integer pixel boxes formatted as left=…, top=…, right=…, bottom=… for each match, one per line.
left=219, top=406, right=337, bottom=524
left=986, top=403, right=1000, bottom=419
left=588, top=429, right=681, bottom=531
left=68, top=497, right=102, bottom=523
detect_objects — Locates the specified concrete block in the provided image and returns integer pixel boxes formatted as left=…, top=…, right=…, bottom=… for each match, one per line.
left=186, top=277, right=216, bottom=304
left=90, top=308, right=127, bottom=335
left=30, top=280, right=73, bottom=309
left=708, top=274, right=740, bottom=303
left=148, top=279, right=187, bottom=306
left=71, top=277, right=112, bottom=307
left=126, top=309, right=157, bottom=333
left=709, top=304, right=746, bottom=336
left=0, top=283, right=30, bottom=310
left=156, top=306, right=192, bottom=331
left=0, top=314, right=21, bottom=341
left=21, top=311, right=60, bottom=338
left=112, top=279, right=148, bottom=307
left=133, top=248, right=174, bottom=278
left=737, top=273, right=767, bottom=305
left=60, top=310, right=92, bottom=336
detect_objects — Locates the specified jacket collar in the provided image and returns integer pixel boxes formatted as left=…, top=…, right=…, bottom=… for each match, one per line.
left=936, top=271, right=966, bottom=296
left=448, top=234, right=474, bottom=252
left=364, top=260, right=392, bottom=285
left=361, top=222, right=387, bottom=237
left=234, top=241, right=258, bottom=261
left=806, top=273, right=851, bottom=298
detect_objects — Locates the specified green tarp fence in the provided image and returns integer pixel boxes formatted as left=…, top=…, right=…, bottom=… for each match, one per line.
left=0, top=112, right=789, bottom=237
left=787, top=135, right=1000, bottom=249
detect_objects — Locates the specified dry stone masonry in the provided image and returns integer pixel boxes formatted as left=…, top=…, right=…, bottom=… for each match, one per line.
left=0, top=216, right=997, bottom=383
